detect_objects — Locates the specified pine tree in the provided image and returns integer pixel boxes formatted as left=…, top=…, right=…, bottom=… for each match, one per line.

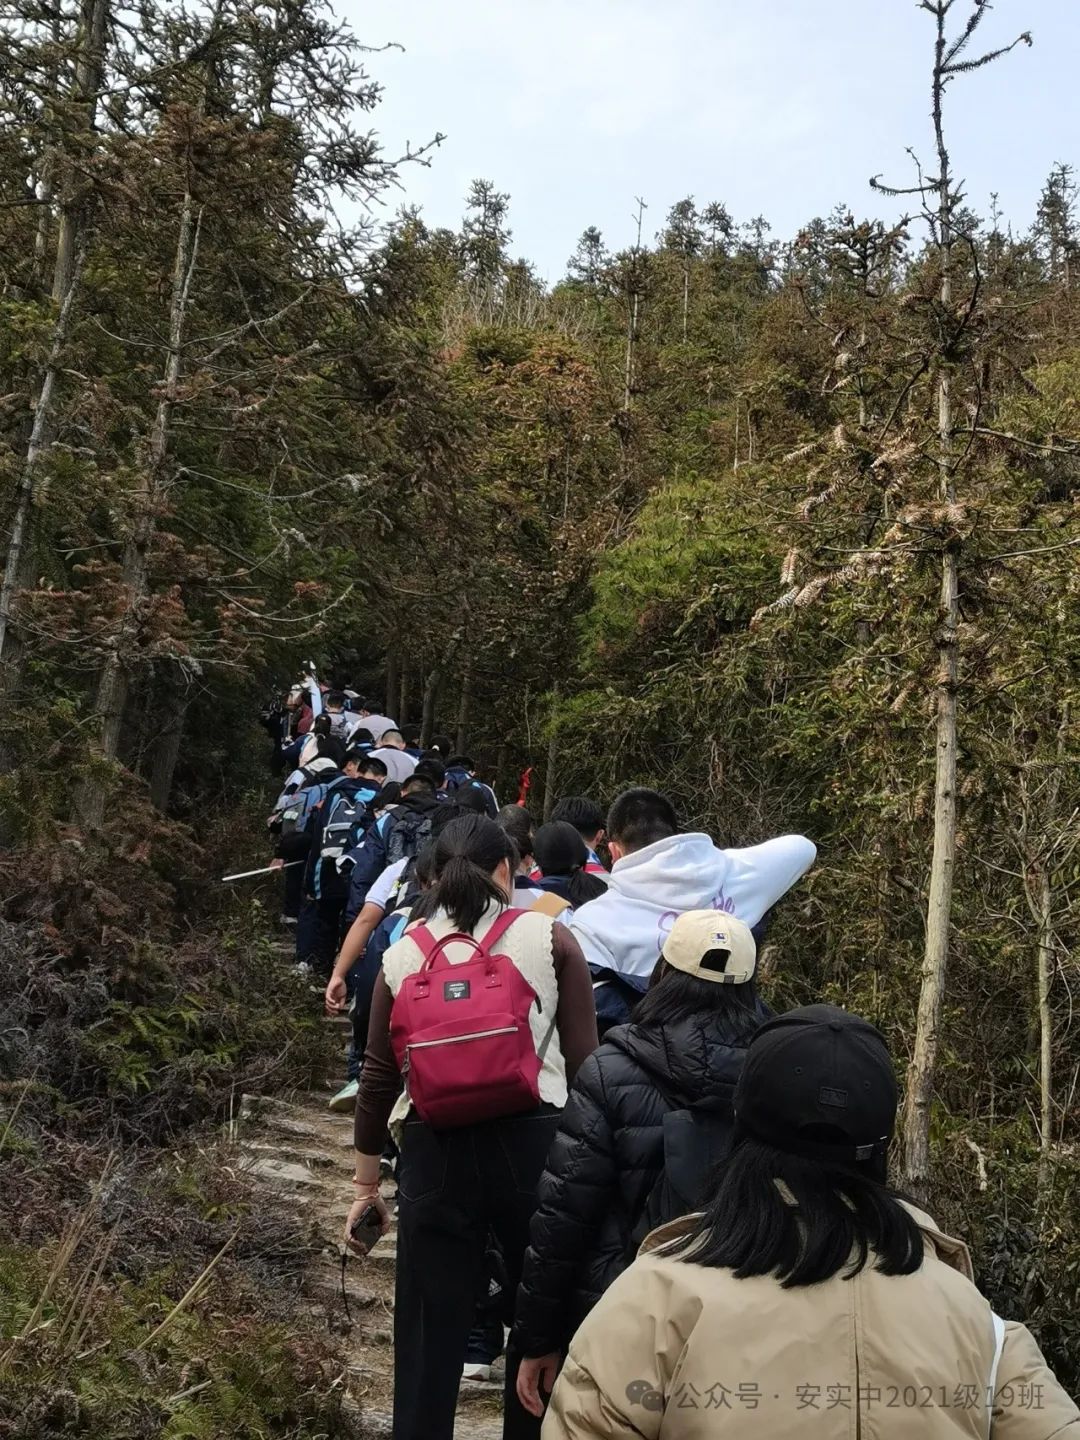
left=462, top=177, right=511, bottom=291
left=662, top=197, right=704, bottom=341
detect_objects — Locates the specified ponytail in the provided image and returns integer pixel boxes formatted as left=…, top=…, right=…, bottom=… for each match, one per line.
left=429, top=815, right=515, bottom=932
left=533, top=821, right=606, bottom=911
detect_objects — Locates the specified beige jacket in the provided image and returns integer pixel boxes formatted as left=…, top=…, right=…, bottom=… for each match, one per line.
left=544, top=1209, right=1078, bottom=1440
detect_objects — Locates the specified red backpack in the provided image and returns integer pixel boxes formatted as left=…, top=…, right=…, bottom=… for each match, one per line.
left=389, top=908, right=554, bottom=1130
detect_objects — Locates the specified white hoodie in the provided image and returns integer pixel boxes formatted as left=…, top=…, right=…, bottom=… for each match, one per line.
left=569, top=831, right=816, bottom=983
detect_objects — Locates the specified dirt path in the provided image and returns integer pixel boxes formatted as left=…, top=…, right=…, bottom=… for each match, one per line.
left=236, top=1005, right=505, bottom=1440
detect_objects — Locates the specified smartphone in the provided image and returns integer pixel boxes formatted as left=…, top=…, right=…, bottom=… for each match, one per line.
left=350, top=1202, right=383, bottom=1252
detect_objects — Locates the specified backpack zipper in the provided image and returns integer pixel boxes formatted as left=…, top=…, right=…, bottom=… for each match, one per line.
left=407, top=1026, right=517, bottom=1051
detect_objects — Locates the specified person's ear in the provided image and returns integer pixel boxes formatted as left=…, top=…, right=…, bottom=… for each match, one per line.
left=608, top=839, right=624, bottom=863
left=494, top=858, right=512, bottom=898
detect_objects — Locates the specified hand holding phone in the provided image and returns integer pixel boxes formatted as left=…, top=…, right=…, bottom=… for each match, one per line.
left=348, top=1201, right=384, bottom=1255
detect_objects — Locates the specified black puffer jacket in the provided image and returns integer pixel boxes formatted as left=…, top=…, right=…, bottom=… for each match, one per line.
left=512, top=1006, right=768, bottom=1359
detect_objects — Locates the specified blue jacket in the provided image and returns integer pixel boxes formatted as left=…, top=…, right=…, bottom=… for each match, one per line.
left=343, top=811, right=396, bottom=924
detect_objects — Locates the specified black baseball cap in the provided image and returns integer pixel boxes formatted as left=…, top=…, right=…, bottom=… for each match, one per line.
left=734, top=1004, right=897, bottom=1172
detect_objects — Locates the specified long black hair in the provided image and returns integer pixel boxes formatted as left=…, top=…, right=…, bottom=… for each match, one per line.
left=666, top=1135, right=923, bottom=1287
left=632, top=959, right=768, bottom=1044
left=532, top=821, right=607, bottom=909
left=315, top=734, right=345, bottom=766
left=426, top=814, right=515, bottom=932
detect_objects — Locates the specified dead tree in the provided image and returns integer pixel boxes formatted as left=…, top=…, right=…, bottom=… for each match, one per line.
left=873, top=0, right=1032, bottom=1196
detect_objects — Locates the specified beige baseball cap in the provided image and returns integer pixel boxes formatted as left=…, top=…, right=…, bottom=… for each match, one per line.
left=662, top=910, right=758, bottom=985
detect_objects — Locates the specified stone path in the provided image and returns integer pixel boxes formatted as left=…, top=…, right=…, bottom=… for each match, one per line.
left=235, top=1000, right=504, bottom=1440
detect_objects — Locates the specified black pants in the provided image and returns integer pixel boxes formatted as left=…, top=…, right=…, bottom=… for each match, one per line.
left=295, top=894, right=344, bottom=977
left=464, top=1234, right=506, bottom=1365
left=282, top=861, right=304, bottom=919
left=393, top=1109, right=560, bottom=1440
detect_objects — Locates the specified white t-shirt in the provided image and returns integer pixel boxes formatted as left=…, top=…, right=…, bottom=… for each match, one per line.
left=352, top=713, right=397, bottom=745
left=369, top=747, right=417, bottom=784
left=367, top=857, right=409, bottom=912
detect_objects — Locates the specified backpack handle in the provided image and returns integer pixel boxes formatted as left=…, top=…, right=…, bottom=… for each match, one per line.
left=409, top=907, right=526, bottom=976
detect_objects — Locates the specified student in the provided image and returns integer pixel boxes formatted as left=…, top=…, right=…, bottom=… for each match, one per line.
left=369, top=728, right=418, bottom=785
left=401, top=724, right=423, bottom=758
left=351, top=699, right=398, bottom=747
left=447, top=755, right=499, bottom=817
left=326, top=783, right=483, bottom=1020
left=304, top=751, right=386, bottom=900
left=541, top=1004, right=1080, bottom=1439
left=531, top=822, right=608, bottom=918
left=514, top=912, right=766, bottom=1414
left=414, top=756, right=449, bottom=796
left=570, top=788, right=815, bottom=1033
left=498, top=805, right=544, bottom=904
left=323, top=690, right=354, bottom=743
left=348, top=726, right=375, bottom=755
left=550, top=796, right=608, bottom=878
left=345, top=815, right=598, bottom=1440
left=343, top=772, right=442, bottom=929
left=298, top=750, right=387, bottom=978
left=270, top=734, right=342, bottom=924
left=327, top=846, right=436, bottom=1113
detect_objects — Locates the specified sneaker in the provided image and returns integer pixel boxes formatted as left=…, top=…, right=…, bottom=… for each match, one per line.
left=461, top=1363, right=492, bottom=1383
left=328, top=1079, right=359, bottom=1113
left=279, top=914, right=298, bottom=927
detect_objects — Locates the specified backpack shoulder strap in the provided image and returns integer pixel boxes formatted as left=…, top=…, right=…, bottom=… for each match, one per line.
left=531, top=892, right=572, bottom=919
left=405, top=907, right=527, bottom=972
left=477, top=906, right=527, bottom=956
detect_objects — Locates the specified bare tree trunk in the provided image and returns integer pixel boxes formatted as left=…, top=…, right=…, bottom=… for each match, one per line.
left=149, top=689, right=189, bottom=811
left=384, top=647, right=400, bottom=721
left=622, top=197, right=646, bottom=411
left=0, top=246, right=86, bottom=671
left=904, top=7, right=959, bottom=1197
left=79, top=192, right=202, bottom=824
left=455, top=663, right=472, bottom=754
left=30, top=10, right=63, bottom=292
left=398, top=670, right=409, bottom=728
left=419, top=668, right=441, bottom=750
left=1034, top=865, right=1054, bottom=1160
left=542, top=682, right=560, bottom=821
left=52, top=0, right=109, bottom=305
left=622, top=289, right=638, bottom=411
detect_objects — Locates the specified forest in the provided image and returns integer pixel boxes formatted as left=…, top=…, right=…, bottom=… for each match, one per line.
left=0, top=0, right=1078, bottom=1433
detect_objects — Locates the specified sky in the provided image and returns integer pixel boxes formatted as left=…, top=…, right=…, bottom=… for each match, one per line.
left=346, top=0, right=1080, bottom=281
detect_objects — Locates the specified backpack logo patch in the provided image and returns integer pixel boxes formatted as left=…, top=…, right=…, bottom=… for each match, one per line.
left=443, top=979, right=471, bottom=1002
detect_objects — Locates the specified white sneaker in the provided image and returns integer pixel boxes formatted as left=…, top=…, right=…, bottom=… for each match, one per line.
left=328, top=1079, right=359, bottom=1112
left=279, top=914, right=298, bottom=927
left=461, top=1363, right=492, bottom=1382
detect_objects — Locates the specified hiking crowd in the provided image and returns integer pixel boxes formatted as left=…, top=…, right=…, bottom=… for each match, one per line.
left=259, top=671, right=1078, bottom=1440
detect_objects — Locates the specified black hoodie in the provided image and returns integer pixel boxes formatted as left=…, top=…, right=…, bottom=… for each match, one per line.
left=513, top=1005, right=770, bottom=1359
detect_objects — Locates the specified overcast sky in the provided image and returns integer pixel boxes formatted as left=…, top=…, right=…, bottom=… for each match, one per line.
left=347, top=0, right=1080, bottom=280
